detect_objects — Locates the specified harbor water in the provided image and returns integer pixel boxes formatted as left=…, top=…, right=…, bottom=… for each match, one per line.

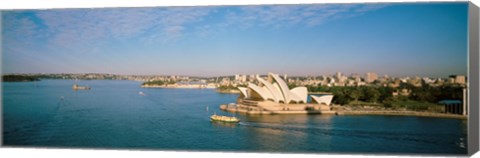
left=2, top=80, right=468, bottom=155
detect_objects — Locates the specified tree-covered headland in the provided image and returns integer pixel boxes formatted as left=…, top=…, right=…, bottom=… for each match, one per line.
left=303, top=82, right=464, bottom=112
left=2, top=75, right=40, bottom=82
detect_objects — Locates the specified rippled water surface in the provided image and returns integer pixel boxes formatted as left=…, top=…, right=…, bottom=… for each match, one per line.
left=2, top=80, right=467, bottom=155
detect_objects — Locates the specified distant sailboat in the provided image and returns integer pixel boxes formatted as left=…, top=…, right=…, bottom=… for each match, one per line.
left=139, top=91, right=146, bottom=96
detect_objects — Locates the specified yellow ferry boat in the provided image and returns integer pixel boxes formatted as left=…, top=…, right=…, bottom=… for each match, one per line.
left=210, top=114, right=240, bottom=123
left=72, top=84, right=91, bottom=90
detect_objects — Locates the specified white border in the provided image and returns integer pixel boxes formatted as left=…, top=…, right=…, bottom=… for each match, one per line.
left=0, top=0, right=478, bottom=158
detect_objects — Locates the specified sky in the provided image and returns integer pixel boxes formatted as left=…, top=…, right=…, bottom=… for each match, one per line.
left=1, top=2, right=468, bottom=77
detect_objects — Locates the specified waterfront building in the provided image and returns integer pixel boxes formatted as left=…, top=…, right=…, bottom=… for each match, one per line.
left=237, top=72, right=308, bottom=104
left=439, top=100, right=465, bottom=115
left=310, top=95, right=334, bottom=105
left=449, top=75, right=466, bottom=85
left=221, top=73, right=335, bottom=115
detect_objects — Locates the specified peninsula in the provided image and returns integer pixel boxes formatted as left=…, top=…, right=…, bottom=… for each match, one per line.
left=2, top=75, right=40, bottom=82
left=219, top=72, right=468, bottom=119
left=141, top=80, right=216, bottom=89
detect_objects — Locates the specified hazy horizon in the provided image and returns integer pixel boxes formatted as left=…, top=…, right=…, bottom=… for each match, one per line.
left=2, top=71, right=467, bottom=79
left=2, top=3, right=468, bottom=78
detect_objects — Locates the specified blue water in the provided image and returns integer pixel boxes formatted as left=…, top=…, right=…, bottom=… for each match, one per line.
left=2, top=80, right=468, bottom=155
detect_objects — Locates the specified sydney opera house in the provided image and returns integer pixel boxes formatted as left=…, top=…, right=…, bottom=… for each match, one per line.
left=220, top=73, right=335, bottom=114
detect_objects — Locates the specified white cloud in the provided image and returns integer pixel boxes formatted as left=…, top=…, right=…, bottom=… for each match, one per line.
left=3, top=13, right=41, bottom=47
left=3, top=4, right=387, bottom=54
left=354, top=4, right=389, bottom=13
left=26, top=7, right=214, bottom=53
left=221, top=4, right=386, bottom=28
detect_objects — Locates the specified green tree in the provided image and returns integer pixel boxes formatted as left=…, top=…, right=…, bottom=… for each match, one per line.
left=331, top=87, right=352, bottom=105
left=383, top=97, right=394, bottom=108
left=363, top=86, right=380, bottom=103
left=378, top=86, right=394, bottom=103
left=349, top=87, right=362, bottom=103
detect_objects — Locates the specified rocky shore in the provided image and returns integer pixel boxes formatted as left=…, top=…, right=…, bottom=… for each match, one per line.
left=141, top=84, right=215, bottom=89
left=331, top=105, right=467, bottom=119
left=336, top=110, right=467, bottom=119
left=215, top=89, right=240, bottom=94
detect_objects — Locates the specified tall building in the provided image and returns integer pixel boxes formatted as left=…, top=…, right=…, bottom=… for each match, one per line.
left=335, top=72, right=347, bottom=83
left=240, top=75, right=247, bottom=83
left=248, top=74, right=256, bottom=82
left=235, top=74, right=240, bottom=81
left=365, top=72, right=378, bottom=83
left=335, top=72, right=342, bottom=80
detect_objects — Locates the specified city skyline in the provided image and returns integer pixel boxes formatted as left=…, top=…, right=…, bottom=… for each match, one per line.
left=3, top=71, right=465, bottom=82
left=2, top=3, right=468, bottom=77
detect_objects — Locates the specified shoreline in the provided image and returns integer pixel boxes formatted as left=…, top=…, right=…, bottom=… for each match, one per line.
left=336, top=110, right=467, bottom=119
left=141, top=85, right=215, bottom=89
left=215, top=89, right=240, bottom=94
left=220, top=104, right=467, bottom=119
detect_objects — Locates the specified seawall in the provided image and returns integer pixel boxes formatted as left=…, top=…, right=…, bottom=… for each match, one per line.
left=141, top=84, right=215, bottom=89
left=220, top=103, right=467, bottom=119
left=337, top=110, right=467, bottom=119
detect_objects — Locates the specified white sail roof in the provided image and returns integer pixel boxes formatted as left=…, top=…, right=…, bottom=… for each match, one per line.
left=237, top=72, right=314, bottom=104
left=311, top=94, right=334, bottom=105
